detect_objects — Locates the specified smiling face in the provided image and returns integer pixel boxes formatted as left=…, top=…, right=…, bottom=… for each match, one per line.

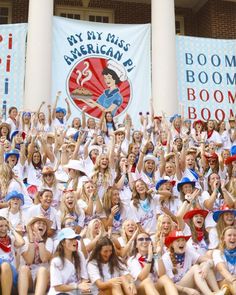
left=124, top=220, right=137, bottom=237
left=111, top=190, right=120, bottom=207
left=223, top=228, right=236, bottom=250
left=38, top=112, right=45, bottom=123
left=9, top=197, right=21, bottom=210
left=1, top=126, right=9, bottom=136
left=133, top=131, right=142, bottom=142
left=32, top=151, right=41, bottom=165
left=7, top=154, right=18, bottom=167
left=135, top=180, right=147, bottom=195
left=84, top=181, right=95, bottom=196
left=136, top=233, right=151, bottom=256
left=63, top=238, right=78, bottom=252
left=208, top=173, right=220, bottom=190
left=144, top=159, right=155, bottom=174
left=165, top=162, right=175, bottom=176
left=9, top=108, right=18, bottom=119
left=100, top=245, right=113, bottom=263
left=128, top=153, right=136, bottom=165
left=104, top=73, right=116, bottom=88
left=161, top=216, right=172, bottom=235
left=65, top=193, right=75, bottom=209
left=172, top=238, right=187, bottom=254
left=43, top=173, right=54, bottom=185
left=40, top=191, right=53, bottom=210
left=207, top=120, right=215, bottom=131
left=223, top=212, right=235, bottom=226
left=192, top=214, right=205, bottom=228
left=87, top=118, right=96, bottom=129
left=72, top=117, right=81, bottom=128
left=99, top=155, right=109, bottom=170
left=181, top=183, right=194, bottom=195
left=0, top=219, right=8, bottom=237
left=105, top=112, right=113, bottom=122
left=186, top=154, right=195, bottom=169
left=32, top=220, right=47, bottom=236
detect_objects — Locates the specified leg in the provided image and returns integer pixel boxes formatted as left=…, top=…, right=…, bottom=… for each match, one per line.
left=191, top=265, right=215, bottom=295
left=0, top=262, right=13, bottom=295
left=18, top=265, right=33, bottom=295
left=137, top=277, right=160, bottom=295
left=34, top=267, right=50, bottom=295
left=120, top=275, right=137, bottom=295
left=205, top=268, right=220, bottom=292
left=156, top=274, right=178, bottom=295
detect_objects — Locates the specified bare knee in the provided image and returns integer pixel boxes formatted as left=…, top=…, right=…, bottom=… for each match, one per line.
left=19, top=265, right=30, bottom=275
left=1, top=262, right=11, bottom=273
left=37, top=266, right=49, bottom=276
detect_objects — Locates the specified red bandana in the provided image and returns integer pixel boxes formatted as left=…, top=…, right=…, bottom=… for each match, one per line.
left=195, top=227, right=204, bottom=242
left=0, top=236, right=11, bottom=253
left=207, top=130, right=213, bottom=139
left=137, top=254, right=146, bottom=268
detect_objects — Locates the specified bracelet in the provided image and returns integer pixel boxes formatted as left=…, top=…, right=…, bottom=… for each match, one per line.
left=29, top=241, right=34, bottom=243
left=146, top=260, right=152, bottom=264
left=153, top=253, right=162, bottom=260
left=38, top=240, right=44, bottom=243
left=184, top=199, right=190, bottom=204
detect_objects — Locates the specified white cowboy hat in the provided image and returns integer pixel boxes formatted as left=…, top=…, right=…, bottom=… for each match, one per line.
left=64, top=160, right=87, bottom=175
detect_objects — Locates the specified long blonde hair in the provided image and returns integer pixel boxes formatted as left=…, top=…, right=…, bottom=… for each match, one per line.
left=219, top=226, right=236, bottom=252
left=80, top=180, right=97, bottom=203
left=85, top=218, right=105, bottom=240
left=0, top=163, right=22, bottom=198
left=120, top=219, right=138, bottom=244
left=91, top=154, right=111, bottom=188
left=60, top=191, right=82, bottom=222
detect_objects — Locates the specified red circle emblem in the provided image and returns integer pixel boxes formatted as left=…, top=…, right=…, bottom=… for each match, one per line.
left=67, top=57, right=131, bottom=118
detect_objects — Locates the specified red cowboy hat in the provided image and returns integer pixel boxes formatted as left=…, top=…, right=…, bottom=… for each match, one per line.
left=225, top=146, right=236, bottom=165
left=205, top=152, right=218, bottom=160
left=165, top=230, right=191, bottom=247
left=183, top=209, right=208, bottom=223
left=193, top=120, right=205, bottom=128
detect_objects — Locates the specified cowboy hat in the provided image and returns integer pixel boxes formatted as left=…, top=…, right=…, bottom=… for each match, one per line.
left=177, top=177, right=196, bottom=192
left=165, top=230, right=191, bottom=247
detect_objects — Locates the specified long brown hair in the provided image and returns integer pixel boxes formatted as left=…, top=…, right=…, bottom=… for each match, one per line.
left=88, top=237, right=125, bottom=279
left=132, top=179, right=152, bottom=208
left=55, top=240, right=81, bottom=276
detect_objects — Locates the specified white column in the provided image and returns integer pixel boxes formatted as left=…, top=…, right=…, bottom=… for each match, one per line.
left=151, top=0, right=178, bottom=116
left=24, top=0, right=54, bottom=111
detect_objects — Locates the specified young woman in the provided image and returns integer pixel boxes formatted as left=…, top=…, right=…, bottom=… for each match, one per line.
left=0, top=216, right=25, bottom=295
left=115, top=156, right=134, bottom=207
left=208, top=205, right=236, bottom=250
left=130, top=179, right=158, bottom=234
left=0, top=122, right=11, bottom=141
left=91, top=151, right=116, bottom=200
left=48, top=228, right=91, bottom=295
left=18, top=216, right=53, bottom=295
left=115, top=219, right=139, bottom=258
left=87, top=236, right=136, bottom=295
left=78, top=179, right=104, bottom=226
left=58, top=191, right=85, bottom=233
left=40, top=166, right=62, bottom=208
left=162, top=230, right=223, bottom=295
left=6, top=106, right=19, bottom=132
left=128, top=232, right=178, bottom=295
left=199, top=172, right=234, bottom=230
left=27, top=189, right=59, bottom=236
left=64, top=159, right=88, bottom=191
left=155, top=178, right=179, bottom=219
left=83, top=218, right=106, bottom=254
left=0, top=190, right=26, bottom=233
left=0, top=163, right=32, bottom=210
left=102, top=186, right=132, bottom=234
left=213, top=226, right=236, bottom=295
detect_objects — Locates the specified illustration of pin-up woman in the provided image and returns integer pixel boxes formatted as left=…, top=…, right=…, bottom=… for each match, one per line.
left=77, top=60, right=127, bottom=116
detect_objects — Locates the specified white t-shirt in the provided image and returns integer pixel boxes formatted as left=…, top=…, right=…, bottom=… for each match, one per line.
left=77, top=199, right=106, bottom=226
left=48, top=252, right=88, bottom=295
left=88, top=260, right=129, bottom=295
left=130, top=198, right=158, bottom=234
left=213, top=249, right=236, bottom=281
left=0, top=208, right=27, bottom=229
left=162, top=246, right=200, bottom=283
left=208, top=227, right=219, bottom=250
left=5, top=117, right=17, bottom=132
left=127, top=255, right=159, bottom=283
left=186, top=237, right=208, bottom=256
left=26, top=162, right=42, bottom=187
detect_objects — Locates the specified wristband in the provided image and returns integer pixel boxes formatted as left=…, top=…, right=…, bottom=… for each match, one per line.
left=184, top=199, right=190, bottom=204
left=38, top=240, right=44, bottom=243
left=146, top=260, right=152, bottom=264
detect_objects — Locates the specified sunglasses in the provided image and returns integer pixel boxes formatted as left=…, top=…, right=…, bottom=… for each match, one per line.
left=137, top=237, right=151, bottom=242
left=44, top=173, right=53, bottom=177
left=65, top=221, right=77, bottom=227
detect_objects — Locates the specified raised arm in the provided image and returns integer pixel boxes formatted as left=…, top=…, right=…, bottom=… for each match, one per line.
left=65, top=98, right=72, bottom=121
left=52, top=91, right=61, bottom=120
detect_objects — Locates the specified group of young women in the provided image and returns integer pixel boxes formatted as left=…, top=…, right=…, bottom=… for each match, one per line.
left=0, top=99, right=235, bottom=295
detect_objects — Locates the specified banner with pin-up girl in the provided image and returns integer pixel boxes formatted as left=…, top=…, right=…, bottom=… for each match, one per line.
left=52, top=17, right=151, bottom=126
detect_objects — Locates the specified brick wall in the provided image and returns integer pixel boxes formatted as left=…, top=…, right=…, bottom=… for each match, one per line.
left=8, top=0, right=236, bottom=39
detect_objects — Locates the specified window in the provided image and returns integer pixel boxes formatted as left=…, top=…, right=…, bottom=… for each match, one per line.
left=175, top=16, right=185, bottom=35
left=0, top=2, right=12, bottom=24
left=55, top=6, right=114, bottom=23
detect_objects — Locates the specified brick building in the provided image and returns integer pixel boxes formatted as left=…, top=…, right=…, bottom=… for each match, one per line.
left=1, top=0, right=236, bottom=39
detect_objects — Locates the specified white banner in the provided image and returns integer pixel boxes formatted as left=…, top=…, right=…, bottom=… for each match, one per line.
left=0, top=23, right=27, bottom=115
left=176, top=36, right=236, bottom=121
left=52, top=17, right=151, bottom=126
